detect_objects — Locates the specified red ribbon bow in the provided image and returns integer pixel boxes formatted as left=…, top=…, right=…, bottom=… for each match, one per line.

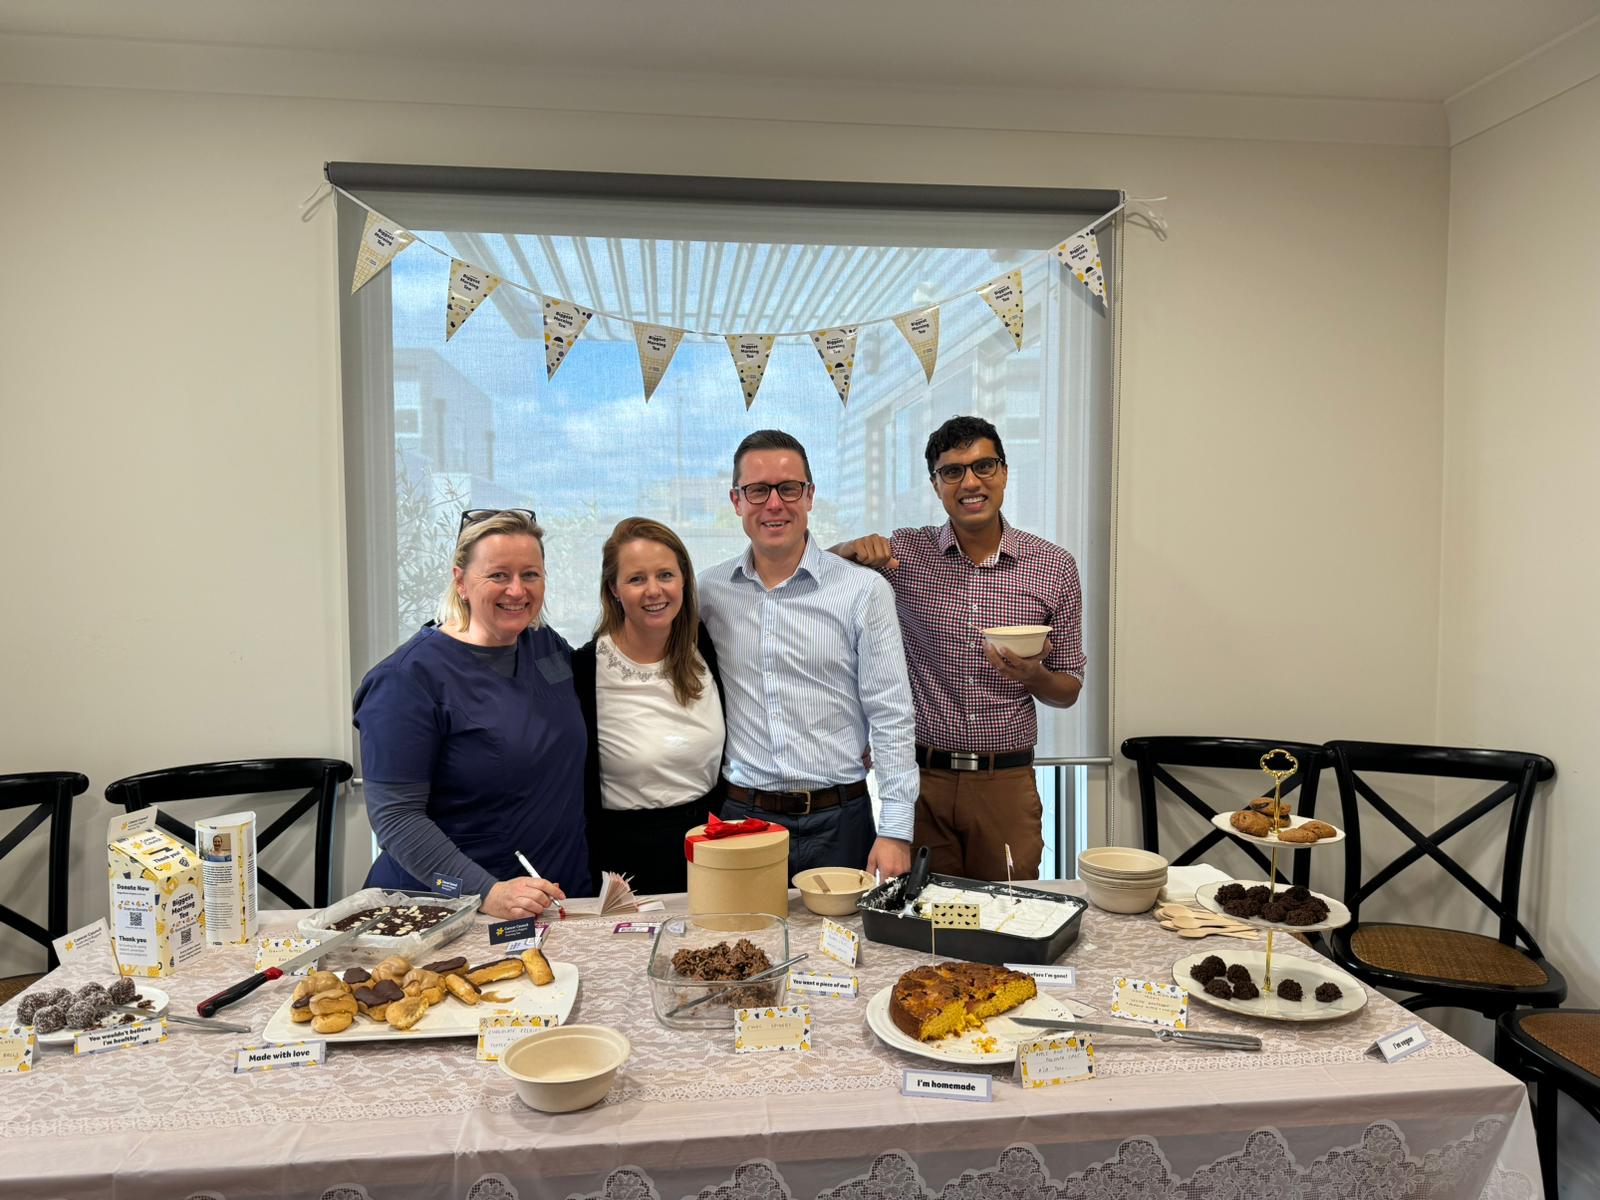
left=685, top=813, right=775, bottom=862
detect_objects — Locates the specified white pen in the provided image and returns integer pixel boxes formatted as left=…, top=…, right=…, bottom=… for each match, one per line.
left=514, top=850, right=566, bottom=915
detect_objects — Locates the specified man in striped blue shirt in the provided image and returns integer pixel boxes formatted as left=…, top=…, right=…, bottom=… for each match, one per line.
left=699, top=430, right=917, bottom=879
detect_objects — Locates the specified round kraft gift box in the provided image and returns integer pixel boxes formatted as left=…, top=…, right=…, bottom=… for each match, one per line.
left=684, top=823, right=791, bottom=920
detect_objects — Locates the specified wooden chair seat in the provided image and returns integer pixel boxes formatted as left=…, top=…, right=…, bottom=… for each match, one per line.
left=1346, top=923, right=1550, bottom=988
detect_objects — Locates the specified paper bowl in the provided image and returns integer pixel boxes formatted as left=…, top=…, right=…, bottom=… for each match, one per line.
left=1083, top=878, right=1163, bottom=914
left=981, top=625, right=1051, bottom=657
left=499, top=1025, right=630, bottom=1113
left=793, top=867, right=875, bottom=916
left=1078, top=847, right=1169, bottom=878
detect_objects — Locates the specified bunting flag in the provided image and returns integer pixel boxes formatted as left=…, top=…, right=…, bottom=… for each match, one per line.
left=445, top=259, right=501, bottom=341
left=893, top=307, right=941, bottom=384
left=977, top=270, right=1025, bottom=350
left=809, top=326, right=858, bottom=407
left=542, top=297, right=595, bottom=378
left=634, top=323, right=684, bottom=401
left=1053, top=232, right=1107, bottom=302
left=350, top=212, right=414, bottom=294
left=725, top=335, right=776, bottom=409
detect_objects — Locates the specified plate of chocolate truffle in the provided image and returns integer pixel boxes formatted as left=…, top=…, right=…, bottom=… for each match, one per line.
left=1194, top=881, right=1350, bottom=934
left=16, top=977, right=168, bottom=1044
left=1174, top=951, right=1366, bottom=1022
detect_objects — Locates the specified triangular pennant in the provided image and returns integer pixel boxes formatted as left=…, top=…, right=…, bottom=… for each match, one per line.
left=725, top=334, right=776, bottom=409
left=633, top=323, right=685, bottom=401
left=808, top=326, right=858, bottom=407
left=542, top=297, right=595, bottom=379
left=1052, top=231, right=1108, bottom=302
left=350, top=212, right=415, bottom=294
left=445, top=259, right=501, bottom=341
left=892, top=307, right=941, bottom=384
left=978, top=270, right=1025, bottom=351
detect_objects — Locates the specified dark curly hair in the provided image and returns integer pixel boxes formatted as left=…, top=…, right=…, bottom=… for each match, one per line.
left=924, top=416, right=1006, bottom=475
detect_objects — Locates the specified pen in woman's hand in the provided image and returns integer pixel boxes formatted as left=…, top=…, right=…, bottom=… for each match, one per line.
left=514, top=850, right=566, bottom=916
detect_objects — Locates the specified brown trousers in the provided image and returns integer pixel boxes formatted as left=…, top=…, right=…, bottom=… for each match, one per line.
left=914, top=765, right=1044, bottom=882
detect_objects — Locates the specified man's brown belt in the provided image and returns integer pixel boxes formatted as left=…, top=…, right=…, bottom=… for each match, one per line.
left=724, top=779, right=869, bottom=816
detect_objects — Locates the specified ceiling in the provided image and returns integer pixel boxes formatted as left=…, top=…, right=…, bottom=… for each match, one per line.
left=1, top=0, right=1596, bottom=104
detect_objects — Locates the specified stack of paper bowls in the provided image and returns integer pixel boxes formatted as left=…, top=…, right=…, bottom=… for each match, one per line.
left=1076, top=847, right=1169, bottom=914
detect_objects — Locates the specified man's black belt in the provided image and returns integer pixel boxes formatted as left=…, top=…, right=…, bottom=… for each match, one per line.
left=724, top=779, right=869, bottom=816
left=915, top=745, right=1035, bottom=772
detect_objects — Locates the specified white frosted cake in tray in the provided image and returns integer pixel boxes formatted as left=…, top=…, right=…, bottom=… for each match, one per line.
left=911, top=884, right=1077, bottom=939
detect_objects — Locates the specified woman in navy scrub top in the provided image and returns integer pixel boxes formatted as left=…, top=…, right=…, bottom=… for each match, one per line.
left=353, top=509, right=589, bottom=919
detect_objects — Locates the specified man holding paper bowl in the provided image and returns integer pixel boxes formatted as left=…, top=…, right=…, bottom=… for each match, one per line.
left=833, top=415, right=1084, bottom=882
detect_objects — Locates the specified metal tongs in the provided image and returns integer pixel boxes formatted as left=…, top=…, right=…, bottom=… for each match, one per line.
left=1010, top=1016, right=1262, bottom=1051
left=665, top=953, right=809, bottom=1018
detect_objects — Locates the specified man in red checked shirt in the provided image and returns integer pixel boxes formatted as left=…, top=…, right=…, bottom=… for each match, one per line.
left=833, top=415, right=1084, bottom=881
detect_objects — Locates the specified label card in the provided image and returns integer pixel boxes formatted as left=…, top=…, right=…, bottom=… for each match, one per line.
left=733, top=1003, right=812, bottom=1054
left=1014, top=1034, right=1094, bottom=1088
left=1109, top=977, right=1189, bottom=1029
left=1005, top=963, right=1077, bottom=989
left=787, top=971, right=859, bottom=999
left=901, top=1068, right=992, bottom=1102
left=255, top=935, right=320, bottom=975
left=1372, top=1023, right=1429, bottom=1064
left=489, top=917, right=541, bottom=946
left=430, top=873, right=464, bottom=898
left=929, top=903, right=981, bottom=929
left=73, top=1018, right=168, bottom=1056
left=234, top=1041, right=326, bottom=1073
left=51, top=918, right=116, bottom=969
left=612, top=921, right=659, bottom=936
left=476, top=1013, right=557, bottom=1062
left=0, top=1027, right=37, bottom=1073
left=818, top=919, right=860, bottom=966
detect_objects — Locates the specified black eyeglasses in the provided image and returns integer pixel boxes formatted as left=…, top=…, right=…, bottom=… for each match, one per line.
left=733, top=480, right=811, bottom=504
left=931, top=457, right=1004, bottom=485
left=459, top=507, right=537, bottom=533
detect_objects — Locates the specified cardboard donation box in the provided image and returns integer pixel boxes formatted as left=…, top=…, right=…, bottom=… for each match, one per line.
left=685, top=820, right=790, bottom=919
left=107, top=808, right=205, bottom=977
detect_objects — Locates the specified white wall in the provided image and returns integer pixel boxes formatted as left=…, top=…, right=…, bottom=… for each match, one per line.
left=1439, top=70, right=1600, bottom=1197
left=0, top=71, right=1449, bottom=972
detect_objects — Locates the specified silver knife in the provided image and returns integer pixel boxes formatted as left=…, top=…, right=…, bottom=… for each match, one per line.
left=196, top=915, right=386, bottom=1017
left=1009, top=1016, right=1262, bottom=1051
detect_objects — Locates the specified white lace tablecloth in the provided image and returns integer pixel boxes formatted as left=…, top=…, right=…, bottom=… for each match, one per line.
left=0, top=885, right=1541, bottom=1200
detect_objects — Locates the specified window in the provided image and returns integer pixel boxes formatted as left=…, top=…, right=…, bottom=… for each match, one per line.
left=338, top=170, right=1116, bottom=873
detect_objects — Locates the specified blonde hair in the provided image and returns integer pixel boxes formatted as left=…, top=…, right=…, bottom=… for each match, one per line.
left=436, top=510, right=546, bottom=632
left=596, top=517, right=705, bottom=707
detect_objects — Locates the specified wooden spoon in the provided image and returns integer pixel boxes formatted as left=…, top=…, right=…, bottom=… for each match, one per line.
left=1160, top=908, right=1247, bottom=930
left=814, top=875, right=832, bottom=894
left=1161, top=921, right=1258, bottom=940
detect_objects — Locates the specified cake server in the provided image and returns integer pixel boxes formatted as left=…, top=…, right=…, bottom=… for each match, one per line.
left=116, top=1005, right=250, bottom=1034
left=1010, top=1017, right=1262, bottom=1051
left=898, top=846, right=932, bottom=916
left=196, top=915, right=385, bottom=1017
left=664, top=952, right=810, bottom=1018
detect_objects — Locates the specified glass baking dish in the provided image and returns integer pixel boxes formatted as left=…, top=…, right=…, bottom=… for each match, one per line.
left=646, top=912, right=789, bottom=1029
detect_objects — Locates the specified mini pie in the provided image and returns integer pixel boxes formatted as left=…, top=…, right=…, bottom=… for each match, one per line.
left=520, top=948, right=555, bottom=987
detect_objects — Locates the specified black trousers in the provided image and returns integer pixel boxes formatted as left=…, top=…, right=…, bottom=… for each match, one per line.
left=592, top=792, right=720, bottom=897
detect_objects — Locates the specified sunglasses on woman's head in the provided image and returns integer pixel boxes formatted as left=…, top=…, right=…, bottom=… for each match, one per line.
left=459, top=507, right=537, bottom=532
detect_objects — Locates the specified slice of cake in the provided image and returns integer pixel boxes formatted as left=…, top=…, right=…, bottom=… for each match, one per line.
left=889, top=962, right=1038, bottom=1041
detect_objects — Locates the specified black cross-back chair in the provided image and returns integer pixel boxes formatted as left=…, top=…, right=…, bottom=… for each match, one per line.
left=105, top=759, right=353, bottom=910
left=1325, top=740, right=1566, bottom=1062
left=0, top=772, right=87, bottom=974
left=1495, top=1008, right=1600, bottom=1198
left=1121, top=736, right=1331, bottom=892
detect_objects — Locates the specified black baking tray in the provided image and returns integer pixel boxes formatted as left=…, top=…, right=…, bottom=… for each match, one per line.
left=856, top=873, right=1087, bottom=965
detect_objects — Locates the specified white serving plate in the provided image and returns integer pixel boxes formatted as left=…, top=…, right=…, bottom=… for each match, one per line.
left=865, top=985, right=1079, bottom=1066
left=1173, top=950, right=1367, bottom=1023
left=261, top=961, right=579, bottom=1045
left=1193, top=880, right=1351, bottom=934
left=1210, top=811, right=1345, bottom=848
left=35, top=986, right=170, bottom=1045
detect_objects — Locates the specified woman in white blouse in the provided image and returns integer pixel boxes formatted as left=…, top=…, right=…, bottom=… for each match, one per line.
left=572, top=518, right=726, bottom=895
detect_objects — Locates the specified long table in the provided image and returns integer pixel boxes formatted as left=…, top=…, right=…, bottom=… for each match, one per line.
left=0, top=884, right=1542, bottom=1199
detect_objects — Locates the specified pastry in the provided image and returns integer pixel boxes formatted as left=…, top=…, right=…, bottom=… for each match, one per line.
left=291, top=978, right=318, bottom=1004
left=421, top=956, right=468, bottom=976
left=1301, top=820, right=1338, bottom=839
left=303, top=971, right=342, bottom=996
left=520, top=948, right=555, bottom=987
left=385, top=995, right=429, bottom=1030
left=353, top=980, right=405, bottom=1019
left=402, top=969, right=445, bottom=1005
left=1276, top=826, right=1319, bottom=844
left=1229, top=810, right=1272, bottom=837
left=309, top=990, right=358, bottom=1018
left=313, top=1011, right=354, bottom=1034
left=465, top=958, right=525, bottom=986
left=443, top=974, right=480, bottom=1006
left=1276, top=979, right=1304, bottom=1001
left=290, top=998, right=314, bottom=1024
left=888, top=961, right=1037, bottom=1042
left=371, top=956, right=413, bottom=983
left=343, top=966, right=372, bottom=985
